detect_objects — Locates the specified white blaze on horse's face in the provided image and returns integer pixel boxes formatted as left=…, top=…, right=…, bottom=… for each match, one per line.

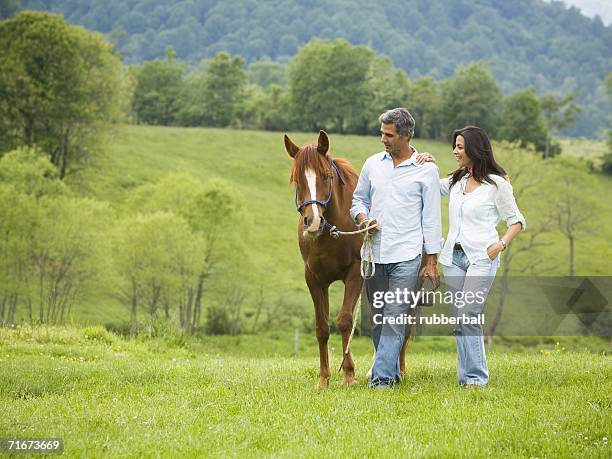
left=304, top=168, right=322, bottom=236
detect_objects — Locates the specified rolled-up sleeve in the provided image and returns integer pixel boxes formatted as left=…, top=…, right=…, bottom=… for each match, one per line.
left=350, top=159, right=371, bottom=223
left=421, top=165, right=443, bottom=254
left=439, top=177, right=451, bottom=196
left=495, top=181, right=526, bottom=230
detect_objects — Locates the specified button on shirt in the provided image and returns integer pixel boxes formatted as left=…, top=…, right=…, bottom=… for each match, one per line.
left=439, top=174, right=526, bottom=266
left=350, top=150, right=443, bottom=264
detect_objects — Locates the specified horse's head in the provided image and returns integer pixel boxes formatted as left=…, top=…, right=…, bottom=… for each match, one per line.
left=285, top=130, right=334, bottom=239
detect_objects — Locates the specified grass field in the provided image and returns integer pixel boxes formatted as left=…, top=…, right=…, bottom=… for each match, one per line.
left=62, top=125, right=612, bottom=326
left=0, top=327, right=610, bottom=457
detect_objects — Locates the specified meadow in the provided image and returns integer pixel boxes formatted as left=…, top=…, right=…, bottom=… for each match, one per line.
left=67, top=125, right=612, bottom=326
left=1, top=326, right=610, bottom=458
left=2, top=126, right=610, bottom=457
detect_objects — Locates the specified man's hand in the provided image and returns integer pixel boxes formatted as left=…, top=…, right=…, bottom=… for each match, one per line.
left=415, top=152, right=436, bottom=165
left=422, top=254, right=440, bottom=289
left=358, top=218, right=380, bottom=235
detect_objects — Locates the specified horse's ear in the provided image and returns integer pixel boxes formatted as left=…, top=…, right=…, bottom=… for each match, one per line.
left=317, top=130, right=330, bottom=155
left=284, top=134, right=300, bottom=158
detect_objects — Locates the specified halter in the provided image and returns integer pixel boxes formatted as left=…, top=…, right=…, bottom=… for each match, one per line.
left=294, top=156, right=346, bottom=238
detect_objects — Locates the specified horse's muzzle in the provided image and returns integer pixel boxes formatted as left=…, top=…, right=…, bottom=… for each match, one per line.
left=303, top=216, right=325, bottom=238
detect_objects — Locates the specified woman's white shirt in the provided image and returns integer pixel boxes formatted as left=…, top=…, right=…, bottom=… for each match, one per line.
left=439, top=174, right=526, bottom=267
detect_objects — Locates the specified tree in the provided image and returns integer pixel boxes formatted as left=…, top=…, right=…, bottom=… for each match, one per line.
left=408, top=76, right=444, bottom=140
left=247, top=60, right=287, bottom=88
left=123, top=173, right=250, bottom=334
left=484, top=142, right=556, bottom=342
left=289, top=38, right=374, bottom=133
left=113, top=211, right=204, bottom=333
left=200, top=52, right=247, bottom=127
left=237, top=84, right=292, bottom=131
left=497, top=88, right=548, bottom=151
left=352, top=56, right=411, bottom=135
left=540, top=92, right=581, bottom=158
left=441, top=62, right=502, bottom=138
left=0, top=149, right=110, bottom=325
left=545, top=156, right=601, bottom=276
left=132, top=48, right=185, bottom=125
left=599, top=72, right=612, bottom=175
left=0, top=12, right=129, bottom=179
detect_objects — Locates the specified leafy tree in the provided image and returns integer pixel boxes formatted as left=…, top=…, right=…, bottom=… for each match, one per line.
left=352, top=56, right=411, bottom=135
left=200, top=52, right=247, bottom=127
left=132, top=48, right=185, bottom=125
left=408, top=76, right=444, bottom=140
left=497, top=88, right=548, bottom=151
left=0, top=149, right=110, bottom=325
left=247, top=60, right=287, bottom=88
left=289, top=39, right=374, bottom=133
left=123, top=173, right=250, bottom=334
left=0, top=12, right=129, bottom=179
left=540, top=92, right=582, bottom=157
left=441, top=61, right=502, bottom=138
left=237, top=84, right=291, bottom=131
left=113, top=211, right=204, bottom=333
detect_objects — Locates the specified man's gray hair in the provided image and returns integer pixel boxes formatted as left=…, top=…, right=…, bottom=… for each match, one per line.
left=379, top=108, right=415, bottom=137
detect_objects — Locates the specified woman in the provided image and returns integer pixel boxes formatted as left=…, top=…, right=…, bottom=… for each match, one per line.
left=437, top=126, right=526, bottom=388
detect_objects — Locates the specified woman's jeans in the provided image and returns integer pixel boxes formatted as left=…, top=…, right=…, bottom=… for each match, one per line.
left=443, top=249, right=498, bottom=387
left=365, top=255, right=421, bottom=388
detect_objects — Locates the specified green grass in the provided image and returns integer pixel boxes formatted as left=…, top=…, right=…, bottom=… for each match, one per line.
left=0, top=327, right=610, bottom=457
left=559, top=137, right=608, bottom=167
left=63, top=125, right=612, bottom=325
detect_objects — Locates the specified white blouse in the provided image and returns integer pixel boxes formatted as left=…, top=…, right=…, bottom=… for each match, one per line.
left=439, top=174, right=526, bottom=266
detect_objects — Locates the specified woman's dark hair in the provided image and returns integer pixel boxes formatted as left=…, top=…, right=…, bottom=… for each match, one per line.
left=448, top=126, right=507, bottom=189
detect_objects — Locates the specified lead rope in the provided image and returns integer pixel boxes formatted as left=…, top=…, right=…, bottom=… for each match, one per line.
left=336, top=218, right=378, bottom=372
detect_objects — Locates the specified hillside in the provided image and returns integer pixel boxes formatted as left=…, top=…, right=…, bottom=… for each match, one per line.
left=18, top=0, right=612, bottom=137
left=66, top=125, right=612, bottom=326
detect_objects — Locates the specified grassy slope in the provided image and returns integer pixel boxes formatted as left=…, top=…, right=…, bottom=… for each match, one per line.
left=71, top=125, right=612, bottom=326
left=0, top=327, right=610, bottom=457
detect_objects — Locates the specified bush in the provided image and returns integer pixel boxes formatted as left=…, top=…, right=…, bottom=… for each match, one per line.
left=82, top=325, right=117, bottom=344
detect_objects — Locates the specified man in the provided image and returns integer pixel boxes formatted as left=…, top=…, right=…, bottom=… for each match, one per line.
left=351, top=107, right=442, bottom=388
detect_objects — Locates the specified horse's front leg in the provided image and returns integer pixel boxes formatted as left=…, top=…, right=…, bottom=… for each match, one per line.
left=305, top=267, right=330, bottom=389
left=337, top=263, right=362, bottom=386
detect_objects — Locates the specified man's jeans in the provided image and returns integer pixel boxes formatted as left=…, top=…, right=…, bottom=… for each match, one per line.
left=443, top=249, right=498, bottom=387
left=365, top=255, right=421, bottom=387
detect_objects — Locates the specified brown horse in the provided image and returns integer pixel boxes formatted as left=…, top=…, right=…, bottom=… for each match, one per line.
left=284, top=130, right=362, bottom=389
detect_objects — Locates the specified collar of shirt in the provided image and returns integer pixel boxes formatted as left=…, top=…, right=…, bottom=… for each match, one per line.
left=381, top=146, right=419, bottom=167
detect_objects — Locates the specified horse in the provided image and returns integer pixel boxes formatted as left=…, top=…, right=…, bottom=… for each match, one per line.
left=284, top=130, right=423, bottom=388
left=284, top=130, right=363, bottom=389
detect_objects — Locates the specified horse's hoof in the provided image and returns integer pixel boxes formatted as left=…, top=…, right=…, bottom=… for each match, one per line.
left=342, top=378, right=358, bottom=387
left=317, top=377, right=330, bottom=390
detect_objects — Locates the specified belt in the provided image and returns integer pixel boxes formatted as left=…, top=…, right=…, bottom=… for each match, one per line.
left=453, top=243, right=463, bottom=251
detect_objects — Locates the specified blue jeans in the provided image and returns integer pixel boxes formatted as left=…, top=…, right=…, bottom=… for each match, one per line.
left=366, top=255, right=421, bottom=388
left=443, top=249, right=498, bottom=387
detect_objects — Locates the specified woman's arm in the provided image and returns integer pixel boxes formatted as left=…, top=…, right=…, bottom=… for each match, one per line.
left=487, top=222, right=522, bottom=260
left=487, top=180, right=527, bottom=259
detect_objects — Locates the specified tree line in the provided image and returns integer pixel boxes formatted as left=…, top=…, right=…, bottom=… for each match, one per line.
left=0, top=147, right=276, bottom=335
left=133, top=38, right=587, bottom=160
left=16, top=0, right=612, bottom=139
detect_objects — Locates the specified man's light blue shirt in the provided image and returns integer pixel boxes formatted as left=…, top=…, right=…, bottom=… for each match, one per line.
left=350, top=150, right=443, bottom=264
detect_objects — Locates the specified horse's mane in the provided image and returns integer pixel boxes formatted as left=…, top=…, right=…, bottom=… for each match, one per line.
left=289, top=142, right=358, bottom=211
